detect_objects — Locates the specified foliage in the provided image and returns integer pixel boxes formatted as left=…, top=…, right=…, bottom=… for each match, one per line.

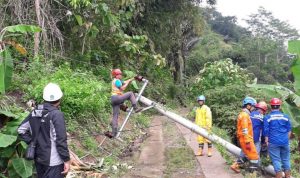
left=203, top=84, right=267, bottom=143
left=0, top=50, right=13, bottom=94
left=203, top=7, right=250, bottom=42
left=189, top=58, right=252, bottom=95
left=288, top=40, right=300, bottom=94
left=21, top=63, right=110, bottom=123
left=0, top=25, right=41, bottom=94
left=245, top=7, right=300, bottom=42
left=0, top=108, right=32, bottom=178
left=186, top=32, right=232, bottom=76
left=247, top=84, right=300, bottom=135
left=0, top=25, right=41, bottom=41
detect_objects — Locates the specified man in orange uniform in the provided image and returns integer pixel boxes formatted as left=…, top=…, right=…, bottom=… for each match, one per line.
left=231, top=97, right=259, bottom=173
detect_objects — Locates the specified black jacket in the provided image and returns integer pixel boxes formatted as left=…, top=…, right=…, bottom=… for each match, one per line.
left=18, top=103, right=70, bottom=166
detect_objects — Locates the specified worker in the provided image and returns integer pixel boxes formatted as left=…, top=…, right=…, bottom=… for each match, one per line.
left=264, top=98, right=292, bottom=178
left=110, top=68, right=142, bottom=137
left=18, top=83, right=70, bottom=178
left=195, top=95, right=213, bottom=157
left=251, top=101, right=268, bottom=162
left=231, top=97, right=259, bottom=173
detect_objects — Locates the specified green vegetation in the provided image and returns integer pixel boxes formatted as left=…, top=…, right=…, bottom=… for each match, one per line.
left=163, top=120, right=198, bottom=178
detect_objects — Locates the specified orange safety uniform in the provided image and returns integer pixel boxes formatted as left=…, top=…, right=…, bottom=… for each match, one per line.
left=237, top=108, right=259, bottom=160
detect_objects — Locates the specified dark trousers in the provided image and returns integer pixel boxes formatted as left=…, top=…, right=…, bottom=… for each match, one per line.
left=111, top=92, right=136, bottom=136
left=35, top=162, right=64, bottom=178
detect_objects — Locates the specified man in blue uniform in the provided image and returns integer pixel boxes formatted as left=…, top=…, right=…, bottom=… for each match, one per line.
left=264, top=98, right=292, bottom=178
left=250, top=101, right=267, bottom=162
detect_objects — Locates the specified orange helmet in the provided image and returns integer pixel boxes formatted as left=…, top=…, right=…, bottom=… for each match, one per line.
left=270, top=98, right=282, bottom=106
left=255, top=101, right=267, bottom=112
left=111, top=69, right=122, bottom=77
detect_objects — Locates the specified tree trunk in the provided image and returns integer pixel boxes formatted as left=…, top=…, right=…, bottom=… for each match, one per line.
left=173, top=49, right=184, bottom=83
left=34, top=0, right=42, bottom=56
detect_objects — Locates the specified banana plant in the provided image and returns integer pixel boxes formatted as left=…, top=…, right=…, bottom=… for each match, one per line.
left=0, top=110, right=32, bottom=178
left=248, top=40, right=300, bottom=150
left=0, top=24, right=41, bottom=94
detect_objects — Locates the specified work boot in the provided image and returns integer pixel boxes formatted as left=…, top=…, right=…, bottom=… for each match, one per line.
left=120, top=104, right=128, bottom=112
left=230, top=162, right=241, bottom=173
left=197, top=148, right=204, bottom=156
left=207, top=147, right=213, bottom=157
left=284, top=170, right=291, bottom=178
left=111, top=127, right=118, bottom=138
left=275, top=172, right=283, bottom=178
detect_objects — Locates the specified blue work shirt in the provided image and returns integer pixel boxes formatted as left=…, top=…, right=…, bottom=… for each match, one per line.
left=264, top=110, right=291, bottom=146
left=115, top=79, right=123, bottom=88
left=250, top=110, right=264, bottom=143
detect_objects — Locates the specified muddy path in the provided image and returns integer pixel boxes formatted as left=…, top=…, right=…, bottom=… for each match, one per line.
left=123, top=115, right=203, bottom=178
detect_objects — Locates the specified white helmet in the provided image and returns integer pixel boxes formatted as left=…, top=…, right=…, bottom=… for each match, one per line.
left=43, top=83, right=63, bottom=102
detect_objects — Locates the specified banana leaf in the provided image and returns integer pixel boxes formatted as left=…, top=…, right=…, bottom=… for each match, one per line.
left=247, top=83, right=300, bottom=135
left=288, top=40, right=300, bottom=94
left=0, top=50, right=13, bottom=94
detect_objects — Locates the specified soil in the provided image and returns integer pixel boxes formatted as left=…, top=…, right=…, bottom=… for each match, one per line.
left=122, top=115, right=204, bottom=178
left=122, top=108, right=275, bottom=178
left=122, top=116, right=167, bottom=178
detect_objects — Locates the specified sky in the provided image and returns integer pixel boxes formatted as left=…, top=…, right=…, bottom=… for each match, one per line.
left=213, top=0, right=300, bottom=32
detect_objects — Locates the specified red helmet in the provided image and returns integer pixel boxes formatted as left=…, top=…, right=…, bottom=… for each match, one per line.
left=270, top=98, right=282, bottom=106
left=111, top=69, right=122, bottom=77
left=255, top=101, right=267, bottom=112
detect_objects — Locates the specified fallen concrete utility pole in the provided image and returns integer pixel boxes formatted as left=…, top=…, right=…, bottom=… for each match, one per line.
left=138, top=95, right=276, bottom=176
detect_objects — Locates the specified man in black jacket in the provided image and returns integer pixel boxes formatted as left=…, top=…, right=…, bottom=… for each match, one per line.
left=18, top=83, right=70, bottom=178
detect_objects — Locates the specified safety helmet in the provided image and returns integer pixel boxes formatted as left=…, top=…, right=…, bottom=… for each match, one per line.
left=270, top=98, right=282, bottom=106
left=255, top=101, right=268, bottom=112
left=43, top=83, right=63, bottom=102
left=197, top=95, right=206, bottom=101
left=111, top=69, right=122, bottom=77
left=243, top=97, right=257, bottom=106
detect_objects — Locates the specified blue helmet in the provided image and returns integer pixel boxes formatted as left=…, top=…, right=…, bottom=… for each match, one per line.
left=243, top=97, right=257, bottom=106
left=197, top=95, right=206, bottom=101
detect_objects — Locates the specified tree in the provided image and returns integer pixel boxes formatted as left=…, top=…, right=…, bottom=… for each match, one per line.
left=245, top=7, right=300, bottom=63
left=136, top=0, right=214, bottom=83
left=245, top=7, right=300, bottom=42
left=203, top=7, right=250, bottom=42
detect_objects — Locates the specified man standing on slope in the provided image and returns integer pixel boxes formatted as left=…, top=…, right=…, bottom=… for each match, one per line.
left=264, top=98, right=292, bottom=178
left=231, top=97, right=259, bottom=173
left=18, top=83, right=70, bottom=178
left=195, top=95, right=213, bottom=157
left=251, top=101, right=268, bottom=162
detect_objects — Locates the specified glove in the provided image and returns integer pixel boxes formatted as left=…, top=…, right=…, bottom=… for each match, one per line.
left=245, top=142, right=251, bottom=151
left=134, top=75, right=144, bottom=82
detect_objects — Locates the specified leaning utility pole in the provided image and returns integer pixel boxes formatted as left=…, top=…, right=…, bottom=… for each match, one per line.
left=138, top=95, right=276, bottom=176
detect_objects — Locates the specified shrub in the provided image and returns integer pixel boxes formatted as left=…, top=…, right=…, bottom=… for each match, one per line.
left=22, top=63, right=111, bottom=123
left=189, top=58, right=253, bottom=96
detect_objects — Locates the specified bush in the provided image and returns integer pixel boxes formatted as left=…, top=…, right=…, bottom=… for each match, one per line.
left=189, top=58, right=253, bottom=96
left=203, top=84, right=269, bottom=144
left=20, top=63, right=111, bottom=123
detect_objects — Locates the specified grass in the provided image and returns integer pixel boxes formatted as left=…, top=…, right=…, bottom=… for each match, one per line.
left=164, top=146, right=197, bottom=176
left=162, top=119, right=198, bottom=178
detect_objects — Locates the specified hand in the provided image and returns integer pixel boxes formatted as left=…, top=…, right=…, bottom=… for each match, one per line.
left=125, top=78, right=134, bottom=83
left=245, top=142, right=251, bottom=151
left=61, top=160, right=71, bottom=175
left=265, top=137, right=269, bottom=146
